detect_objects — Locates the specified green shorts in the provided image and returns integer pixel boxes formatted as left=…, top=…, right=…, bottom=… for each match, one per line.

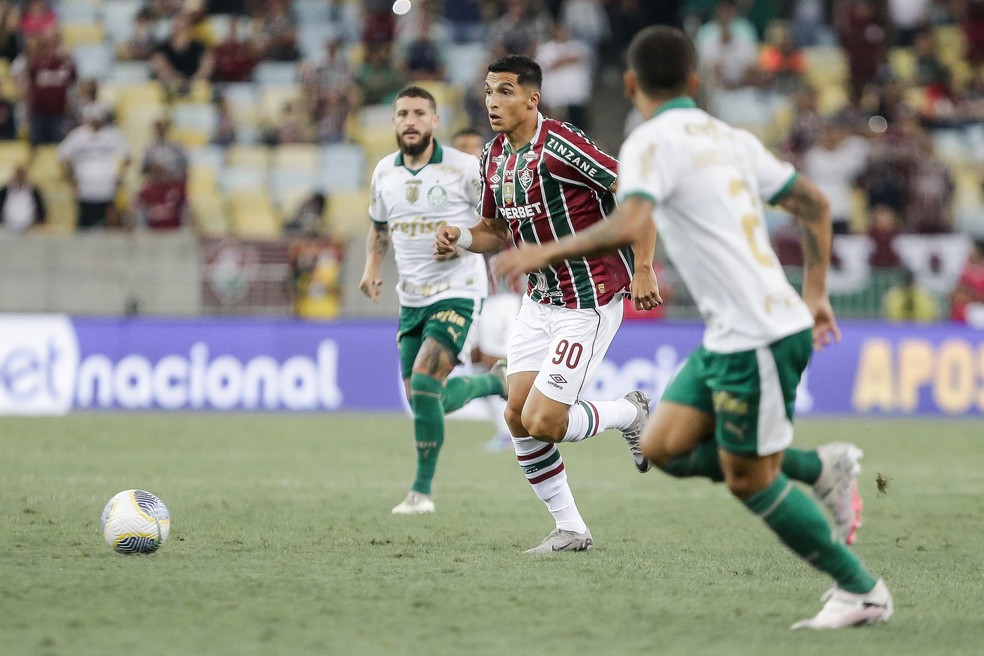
left=397, top=297, right=480, bottom=379
left=661, top=329, right=813, bottom=456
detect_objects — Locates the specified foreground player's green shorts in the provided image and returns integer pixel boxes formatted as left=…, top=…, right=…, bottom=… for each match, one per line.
left=661, top=328, right=813, bottom=456
left=397, top=297, right=480, bottom=379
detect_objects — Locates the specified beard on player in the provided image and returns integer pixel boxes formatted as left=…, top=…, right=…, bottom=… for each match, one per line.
left=397, top=129, right=432, bottom=158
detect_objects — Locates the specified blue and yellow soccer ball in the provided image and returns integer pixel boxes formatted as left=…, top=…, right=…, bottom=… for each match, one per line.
left=100, top=490, right=171, bottom=554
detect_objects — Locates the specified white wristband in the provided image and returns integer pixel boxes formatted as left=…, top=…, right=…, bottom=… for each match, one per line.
left=457, top=227, right=473, bottom=250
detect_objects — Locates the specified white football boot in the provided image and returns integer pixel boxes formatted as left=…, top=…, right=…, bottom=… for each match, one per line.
left=792, top=579, right=893, bottom=629
left=523, top=527, right=593, bottom=553
left=621, top=391, right=652, bottom=473
left=391, top=491, right=435, bottom=515
left=813, top=443, right=864, bottom=544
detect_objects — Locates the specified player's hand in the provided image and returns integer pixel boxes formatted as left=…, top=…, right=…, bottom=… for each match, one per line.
left=359, top=268, right=383, bottom=303
left=434, top=225, right=461, bottom=257
left=630, top=267, right=662, bottom=311
left=433, top=247, right=461, bottom=262
left=492, top=245, right=547, bottom=289
left=805, top=294, right=841, bottom=351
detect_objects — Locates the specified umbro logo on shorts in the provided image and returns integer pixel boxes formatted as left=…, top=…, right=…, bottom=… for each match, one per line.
left=549, top=374, right=567, bottom=384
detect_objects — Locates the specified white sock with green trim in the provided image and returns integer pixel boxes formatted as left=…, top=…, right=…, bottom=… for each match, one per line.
left=562, top=399, right=638, bottom=442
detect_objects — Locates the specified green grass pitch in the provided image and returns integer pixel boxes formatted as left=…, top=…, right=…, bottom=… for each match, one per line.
left=1, top=413, right=982, bottom=655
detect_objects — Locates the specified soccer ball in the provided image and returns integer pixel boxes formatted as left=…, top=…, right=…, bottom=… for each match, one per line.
left=100, top=489, right=171, bottom=554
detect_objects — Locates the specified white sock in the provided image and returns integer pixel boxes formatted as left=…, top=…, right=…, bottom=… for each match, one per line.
left=512, top=436, right=587, bottom=533
left=562, top=398, right=638, bottom=442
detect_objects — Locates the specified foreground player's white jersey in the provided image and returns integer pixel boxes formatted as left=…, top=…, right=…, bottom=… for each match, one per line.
left=617, top=98, right=813, bottom=352
left=369, top=142, right=488, bottom=307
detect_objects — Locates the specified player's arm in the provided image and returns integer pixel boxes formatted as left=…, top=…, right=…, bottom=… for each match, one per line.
left=434, top=216, right=509, bottom=256
left=359, top=220, right=390, bottom=303
left=774, top=175, right=841, bottom=349
left=628, top=204, right=662, bottom=310
left=493, top=195, right=654, bottom=285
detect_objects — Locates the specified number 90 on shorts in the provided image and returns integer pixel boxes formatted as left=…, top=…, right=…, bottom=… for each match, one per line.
left=507, top=295, right=624, bottom=405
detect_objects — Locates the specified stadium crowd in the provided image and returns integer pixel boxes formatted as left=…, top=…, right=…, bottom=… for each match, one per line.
left=0, top=0, right=981, bottom=323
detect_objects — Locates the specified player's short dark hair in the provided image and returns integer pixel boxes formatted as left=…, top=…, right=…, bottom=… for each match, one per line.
left=395, top=85, right=437, bottom=111
left=626, top=26, right=697, bottom=97
left=487, top=55, right=542, bottom=90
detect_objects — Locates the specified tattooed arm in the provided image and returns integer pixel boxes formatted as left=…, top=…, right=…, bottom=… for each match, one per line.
left=359, top=220, right=390, bottom=303
left=774, top=176, right=841, bottom=349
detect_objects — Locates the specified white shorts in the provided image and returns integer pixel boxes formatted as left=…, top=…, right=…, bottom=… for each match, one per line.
left=507, top=294, right=624, bottom=405
left=477, top=292, right=522, bottom=358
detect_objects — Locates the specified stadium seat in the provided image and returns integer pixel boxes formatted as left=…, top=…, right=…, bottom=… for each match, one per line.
left=889, top=47, right=917, bottom=84
left=28, top=146, right=63, bottom=183
left=58, top=1, right=100, bottom=24
left=73, top=43, right=114, bottom=80
left=803, top=46, right=848, bottom=88
left=109, top=61, right=152, bottom=84
left=102, top=0, right=142, bottom=44
left=295, top=0, right=333, bottom=24
left=38, top=181, right=78, bottom=233
left=186, top=144, right=225, bottom=172
left=271, top=144, right=319, bottom=171
left=326, top=188, right=370, bottom=239
left=269, top=172, right=318, bottom=219
left=188, top=163, right=219, bottom=195
left=446, top=42, right=488, bottom=87
left=226, top=145, right=270, bottom=170
left=934, top=24, right=966, bottom=65
left=319, top=142, right=365, bottom=191
left=60, top=22, right=106, bottom=49
left=259, top=84, right=301, bottom=123
left=229, top=189, right=280, bottom=238
left=172, top=102, right=219, bottom=146
left=112, top=81, right=166, bottom=119
left=189, top=188, right=229, bottom=237
left=220, top=165, right=266, bottom=192
left=253, top=62, right=300, bottom=86
left=221, top=82, right=260, bottom=126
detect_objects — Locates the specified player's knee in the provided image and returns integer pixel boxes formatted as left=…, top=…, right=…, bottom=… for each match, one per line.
left=641, top=436, right=670, bottom=468
left=520, top=407, right=564, bottom=442
left=408, top=373, right=443, bottom=412
left=723, top=468, right=776, bottom=500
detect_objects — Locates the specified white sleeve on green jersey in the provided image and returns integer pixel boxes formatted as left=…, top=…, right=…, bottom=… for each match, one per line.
left=615, top=128, right=676, bottom=205
left=738, top=129, right=797, bottom=204
left=368, top=161, right=386, bottom=224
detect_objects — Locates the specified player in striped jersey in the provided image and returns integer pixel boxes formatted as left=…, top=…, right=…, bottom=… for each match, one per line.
left=360, top=87, right=508, bottom=516
left=493, top=27, right=892, bottom=628
left=435, top=55, right=660, bottom=553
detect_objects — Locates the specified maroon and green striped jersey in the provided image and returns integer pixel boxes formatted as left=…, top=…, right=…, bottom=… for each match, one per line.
left=479, top=114, right=633, bottom=309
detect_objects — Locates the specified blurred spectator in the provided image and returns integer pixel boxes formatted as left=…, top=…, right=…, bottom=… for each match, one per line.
left=0, top=1, right=20, bottom=61
left=960, top=0, right=984, bottom=66
left=866, top=203, right=903, bottom=266
left=887, top=0, right=932, bottom=47
left=859, top=109, right=923, bottom=217
left=0, top=96, right=15, bottom=139
left=536, top=23, right=593, bottom=130
left=19, top=0, right=55, bottom=39
left=57, top=103, right=131, bottom=230
left=487, top=0, right=553, bottom=58
left=451, top=126, right=486, bottom=158
left=120, top=8, right=158, bottom=61
left=835, top=0, right=889, bottom=101
left=442, top=0, right=485, bottom=43
left=905, top=136, right=954, bottom=233
left=142, top=118, right=188, bottom=182
left=757, top=20, right=807, bottom=95
left=779, top=85, right=824, bottom=167
left=25, top=29, right=77, bottom=145
left=791, top=0, right=833, bottom=47
left=147, top=0, right=184, bottom=20
left=882, top=267, right=939, bottom=320
left=0, top=166, right=46, bottom=234
left=151, top=12, right=215, bottom=95
left=72, top=78, right=101, bottom=129
left=255, top=0, right=299, bottom=61
left=560, top=0, right=610, bottom=52
left=301, top=38, right=352, bottom=142
left=695, top=0, right=759, bottom=89
left=135, top=166, right=188, bottom=230
left=912, top=26, right=949, bottom=87
left=283, top=191, right=327, bottom=237
left=213, top=95, right=238, bottom=146
left=869, top=77, right=912, bottom=127
left=772, top=216, right=805, bottom=266
left=289, top=238, right=344, bottom=319
left=264, top=100, right=313, bottom=145
left=353, top=43, right=403, bottom=106
left=362, top=0, right=396, bottom=47
left=211, top=18, right=258, bottom=83
left=949, top=237, right=984, bottom=325
left=396, top=2, right=450, bottom=82
left=802, top=117, right=870, bottom=234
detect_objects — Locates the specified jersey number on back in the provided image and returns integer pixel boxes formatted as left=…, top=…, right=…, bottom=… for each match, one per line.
left=729, top=178, right=775, bottom=268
